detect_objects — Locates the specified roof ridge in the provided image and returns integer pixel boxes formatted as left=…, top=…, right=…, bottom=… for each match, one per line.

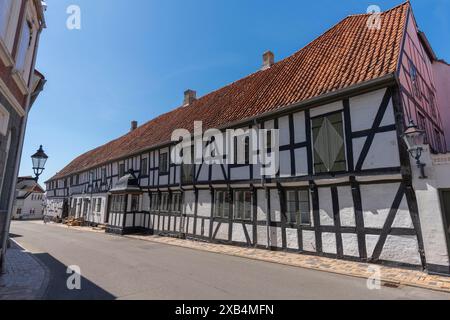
left=347, top=1, right=410, bottom=17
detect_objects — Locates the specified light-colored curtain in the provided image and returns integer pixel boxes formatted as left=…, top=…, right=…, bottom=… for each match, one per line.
left=314, top=117, right=344, bottom=171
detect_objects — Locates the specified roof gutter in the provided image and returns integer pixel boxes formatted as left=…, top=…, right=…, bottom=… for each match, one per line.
left=51, top=73, right=396, bottom=181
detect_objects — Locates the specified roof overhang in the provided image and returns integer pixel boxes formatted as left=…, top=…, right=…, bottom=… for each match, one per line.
left=109, top=172, right=142, bottom=194
left=29, top=70, right=46, bottom=110
left=418, top=31, right=437, bottom=62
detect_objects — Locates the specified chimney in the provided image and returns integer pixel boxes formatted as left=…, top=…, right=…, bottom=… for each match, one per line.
left=262, top=51, right=275, bottom=70
left=183, top=89, right=197, bottom=106
left=130, top=120, right=138, bottom=132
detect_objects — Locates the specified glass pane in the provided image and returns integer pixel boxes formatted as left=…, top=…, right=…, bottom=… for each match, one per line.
left=0, top=0, right=13, bottom=37
left=216, top=192, right=222, bottom=217
left=223, top=193, right=230, bottom=218
left=290, top=211, right=297, bottom=224
left=244, top=192, right=252, bottom=220
left=298, top=190, right=309, bottom=202
left=16, top=21, right=30, bottom=72
left=299, top=202, right=311, bottom=224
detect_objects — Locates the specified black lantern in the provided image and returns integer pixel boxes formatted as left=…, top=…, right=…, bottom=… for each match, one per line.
left=402, top=120, right=427, bottom=179
left=31, top=145, right=48, bottom=181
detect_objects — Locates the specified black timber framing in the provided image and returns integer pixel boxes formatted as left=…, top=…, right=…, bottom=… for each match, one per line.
left=355, top=87, right=393, bottom=172
left=350, top=176, right=367, bottom=260
left=309, top=181, right=322, bottom=254
left=277, top=183, right=287, bottom=250
left=392, top=84, right=428, bottom=270
left=331, top=186, right=344, bottom=258
left=52, top=77, right=436, bottom=271
left=370, top=183, right=406, bottom=262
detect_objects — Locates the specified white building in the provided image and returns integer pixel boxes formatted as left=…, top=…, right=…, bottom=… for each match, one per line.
left=45, top=3, right=450, bottom=275
left=12, top=177, right=45, bottom=220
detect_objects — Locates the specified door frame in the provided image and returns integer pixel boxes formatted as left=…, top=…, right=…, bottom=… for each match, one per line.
left=439, top=188, right=450, bottom=261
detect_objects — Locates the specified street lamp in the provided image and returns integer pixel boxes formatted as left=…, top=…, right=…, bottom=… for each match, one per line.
left=402, top=120, right=427, bottom=179
left=31, top=145, right=48, bottom=181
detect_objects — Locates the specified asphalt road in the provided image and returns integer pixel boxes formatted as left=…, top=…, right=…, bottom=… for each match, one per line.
left=9, top=220, right=450, bottom=300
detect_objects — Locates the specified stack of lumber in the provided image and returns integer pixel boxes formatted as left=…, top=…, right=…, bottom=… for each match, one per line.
left=65, top=217, right=85, bottom=227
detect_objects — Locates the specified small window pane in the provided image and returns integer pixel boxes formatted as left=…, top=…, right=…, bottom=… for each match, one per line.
left=141, top=158, right=148, bottom=176
left=160, top=153, right=169, bottom=173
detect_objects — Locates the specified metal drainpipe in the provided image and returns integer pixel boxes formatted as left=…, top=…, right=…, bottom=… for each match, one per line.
left=0, top=23, right=44, bottom=272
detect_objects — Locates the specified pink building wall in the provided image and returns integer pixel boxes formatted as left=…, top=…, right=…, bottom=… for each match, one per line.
left=432, top=61, right=450, bottom=151
left=398, top=11, right=446, bottom=153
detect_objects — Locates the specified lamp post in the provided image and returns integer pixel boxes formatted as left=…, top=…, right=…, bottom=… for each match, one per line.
left=31, top=145, right=48, bottom=182
left=402, top=120, right=427, bottom=179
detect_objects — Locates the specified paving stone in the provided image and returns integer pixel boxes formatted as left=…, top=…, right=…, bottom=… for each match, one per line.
left=0, top=241, right=48, bottom=300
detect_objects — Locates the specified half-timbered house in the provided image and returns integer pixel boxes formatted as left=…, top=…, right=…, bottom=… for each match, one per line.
left=45, top=3, right=450, bottom=274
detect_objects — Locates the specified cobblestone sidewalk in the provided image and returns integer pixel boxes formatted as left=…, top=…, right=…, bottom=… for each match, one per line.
left=47, top=222, right=450, bottom=294
left=0, top=240, right=49, bottom=300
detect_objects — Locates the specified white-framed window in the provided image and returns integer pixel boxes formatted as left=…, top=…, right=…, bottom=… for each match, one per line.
left=0, top=0, right=20, bottom=53
left=150, top=193, right=159, bottom=212
left=111, top=195, right=126, bottom=213
left=159, top=152, right=169, bottom=174
left=0, top=104, right=10, bottom=136
left=82, top=198, right=89, bottom=215
left=15, top=4, right=38, bottom=85
left=118, top=163, right=125, bottom=177
left=214, top=190, right=230, bottom=219
left=234, top=190, right=252, bottom=221
left=140, top=158, right=148, bottom=176
left=312, top=112, right=347, bottom=173
left=171, top=193, right=182, bottom=213
left=286, top=189, right=311, bottom=225
left=160, top=193, right=169, bottom=212
left=130, top=194, right=140, bottom=212
left=96, top=198, right=102, bottom=212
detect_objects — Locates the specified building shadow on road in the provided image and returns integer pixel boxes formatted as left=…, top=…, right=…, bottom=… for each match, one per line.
left=33, top=253, right=116, bottom=300
left=8, top=233, right=23, bottom=238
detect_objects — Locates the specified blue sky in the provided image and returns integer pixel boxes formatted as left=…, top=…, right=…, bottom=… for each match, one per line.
left=19, top=0, right=450, bottom=184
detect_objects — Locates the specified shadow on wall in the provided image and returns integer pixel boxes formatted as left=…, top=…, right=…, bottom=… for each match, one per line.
left=32, top=252, right=115, bottom=300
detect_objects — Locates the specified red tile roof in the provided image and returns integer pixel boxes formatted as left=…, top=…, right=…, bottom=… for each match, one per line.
left=50, top=2, right=410, bottom=181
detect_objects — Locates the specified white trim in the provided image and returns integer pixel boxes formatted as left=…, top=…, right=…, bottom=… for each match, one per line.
left=0, top=37, right=15, bottom=66
left=0, top=103, right=10, bottom=136
left=0, top=76, right=25, bottom=116
left=11, top=69, right=29, bottom=95
left=0, top=0, right=21, bottom=62
left=13, top=1, right=39, bottom=89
